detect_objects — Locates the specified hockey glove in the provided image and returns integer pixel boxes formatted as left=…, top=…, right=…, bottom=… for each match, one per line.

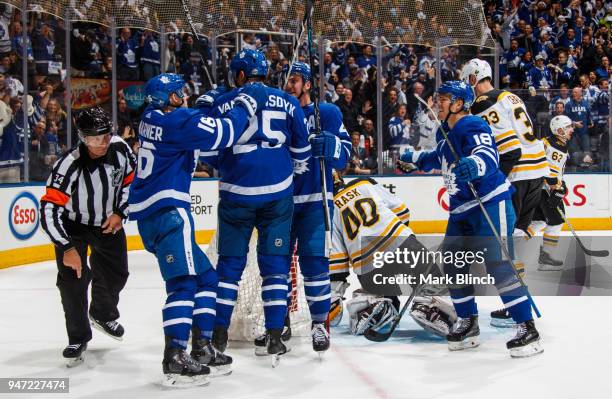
left=399, top=148, right=425, bottom=170
left=235, top=83, right=268, bottom=118
left=453, top=156, right=485, bottom=183
left=195, top=87, right=226, bottom=109
left=329, top=280, right=350, bottom=327
left=547, top=181, right=567, bottom=208
left=310, top=131, right=341, bottom=161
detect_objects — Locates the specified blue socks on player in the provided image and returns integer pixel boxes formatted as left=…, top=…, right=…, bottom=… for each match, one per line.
left=300, top=256, right=331, bottom=323
left=214, top=256, right=246, bottom=329
left=258, top=254, right=289, bottom=330
left=193, top=269, right=218, bottom=340
left=163, top=276, right=197, bottom=349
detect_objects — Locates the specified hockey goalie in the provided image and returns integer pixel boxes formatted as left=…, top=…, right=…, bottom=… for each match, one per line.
left=328, top=172, right=456, bottom=338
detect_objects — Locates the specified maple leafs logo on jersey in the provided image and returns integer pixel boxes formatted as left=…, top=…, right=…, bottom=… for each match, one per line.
left=293, top=159, right=310, bottom=175
left=441, top=158, right=459, bottom=195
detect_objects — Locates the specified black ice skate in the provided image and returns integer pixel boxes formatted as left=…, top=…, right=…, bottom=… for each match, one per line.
left=447, top=315, right=480, bottom=351
left=63, top=343, right=87, bottom=367
left=538, top=246, right=564, bottom=271
left=490, top=308, right=515, bottom=328
left=212, top=326, right=228, bottom=353
left=507, top=319, right=544, bottom=358
left=254, top=314, right=291, bottom=356
left=311, top=321, right=330, bottom=356
left=266, top=328, right=288, bottom=367
left=191, top=328, right=233, bottom=377
left=162, top=337, right=210, bottom=388
left=90, top=316, right=124, bottom=341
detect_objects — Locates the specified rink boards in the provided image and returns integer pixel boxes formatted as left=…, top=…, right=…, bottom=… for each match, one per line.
left=2, top=174, right=611, bottom=268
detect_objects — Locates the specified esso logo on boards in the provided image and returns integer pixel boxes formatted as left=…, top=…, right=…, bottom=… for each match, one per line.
left=9, top=191, right=40, bottom=240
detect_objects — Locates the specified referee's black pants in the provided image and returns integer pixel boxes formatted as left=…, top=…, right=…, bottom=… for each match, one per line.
left=54, top=220, right=129, bottom=344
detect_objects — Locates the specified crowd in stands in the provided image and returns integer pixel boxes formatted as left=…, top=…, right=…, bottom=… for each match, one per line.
left=0, top=0, right=611, bottom=183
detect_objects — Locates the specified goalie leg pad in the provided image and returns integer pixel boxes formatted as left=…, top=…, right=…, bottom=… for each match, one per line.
left=409, top=296, right=457, bottom=338
left=346, top=291, right=398, bottom=336
left=329, top=280, right=349, bottom=327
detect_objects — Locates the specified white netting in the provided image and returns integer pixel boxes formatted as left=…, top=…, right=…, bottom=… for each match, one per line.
left=206, top=232, right=311, bottom=342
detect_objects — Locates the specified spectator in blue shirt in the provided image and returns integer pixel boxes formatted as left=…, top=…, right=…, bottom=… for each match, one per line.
left=565, top=86, right=594, bottom=167
left=116, top=27, right=139, bottom=81
left=527, top=54, right=553, bottom=89
left=357, top=45, right=376, bottom=70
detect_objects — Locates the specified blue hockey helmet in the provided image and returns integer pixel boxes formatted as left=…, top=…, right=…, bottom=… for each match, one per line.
left=145, top=73, right=186, bottom=108
left=289, top=61, right=311, bottom=82
left=229, top=49, right=268, bottom=87
left=437, top=80, right=474, bottom=111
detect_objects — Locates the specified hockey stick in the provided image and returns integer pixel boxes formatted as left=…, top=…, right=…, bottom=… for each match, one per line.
left=179, top=0, right=217, bottom=90
left=557, top=207, right=609, bottom=257
left=413, top=94, right=541, bottom=318
left=283, top=7, right=309, bottom=89
left=305, top=0, right=332, bottom=247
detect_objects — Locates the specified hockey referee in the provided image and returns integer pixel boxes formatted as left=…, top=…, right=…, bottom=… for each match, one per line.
left=39, top=106, right=136, bottom=365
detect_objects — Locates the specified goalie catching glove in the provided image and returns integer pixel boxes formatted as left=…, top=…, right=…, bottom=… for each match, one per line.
left=329, top=280, right=350, bottom=327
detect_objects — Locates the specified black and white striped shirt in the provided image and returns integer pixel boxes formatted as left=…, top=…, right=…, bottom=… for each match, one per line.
left=40, top=136, right=136, bottom=251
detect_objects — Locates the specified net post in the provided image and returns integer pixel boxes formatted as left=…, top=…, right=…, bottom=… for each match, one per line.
left=65, top=8, right=72, bottom=149
left=376, top=38, right=383, bottom=174
left=159, top=24, right=166, bottom=73
left=21, top=0, right=29, bottom=182
left=111, top=18, right=118, bottom=133
left=318, top=36, right=325, bottom=102
left=608, top=81, right=611, bottom=172
left=494, top=42, right=501, bottom=89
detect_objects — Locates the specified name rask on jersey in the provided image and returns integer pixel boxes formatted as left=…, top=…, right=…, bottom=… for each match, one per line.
left=330, top=179, right=412, bottom=277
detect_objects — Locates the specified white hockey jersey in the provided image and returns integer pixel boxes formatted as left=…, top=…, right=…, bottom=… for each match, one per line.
left=329, top=177, right=412, bottom=277
left=542, top=135, right=568, bottom=189
left=471, top=89, right=549, bottom=182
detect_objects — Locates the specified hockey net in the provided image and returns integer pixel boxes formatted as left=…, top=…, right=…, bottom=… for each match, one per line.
left=205, top=232, right=311, bottom=342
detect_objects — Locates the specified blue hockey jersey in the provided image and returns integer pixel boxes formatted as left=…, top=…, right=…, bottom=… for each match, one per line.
left=128, top=104, right=254, bottom=220
left=388, top=116, right=410, bottom=147
left=207, top=85, right=311, bottom=203
left=294, top=102, right=351, bottom=214
left=417, top=116, right=512, bottom=220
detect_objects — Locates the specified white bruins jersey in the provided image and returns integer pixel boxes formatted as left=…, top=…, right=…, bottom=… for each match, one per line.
left=471, top=90, right=549, bottom=182
left=330, top=178, right=412, bottom=277
left=543, top=136, right=568, bottom=188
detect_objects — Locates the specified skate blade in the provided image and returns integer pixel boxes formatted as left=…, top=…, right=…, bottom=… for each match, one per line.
left=210, top=365, right=232, bottom=377
left=448, top=337, right=480, bottom=351
left=271, top=354, right=281, bottom=368
left=490, top=318, right=516, bottom=328
left=162, top=373, right=210, bottom=388
left=65, top=355, right=85, bottom=368
left=316, top=351, right=327, bottom=361
left=538, top=263, right=564, bottom=271
left=509, top=341, right=544, bottom=358
left=90, top=321, right=123, bottom=341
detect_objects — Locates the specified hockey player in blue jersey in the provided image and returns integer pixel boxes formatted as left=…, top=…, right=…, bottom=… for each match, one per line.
left=128, top=73, right=268, bottom=387
left=399, top=81, right=543, bottom=358
left=275, top=61, right=351, bottom=354
left=205, top=49, right=311, bottom=363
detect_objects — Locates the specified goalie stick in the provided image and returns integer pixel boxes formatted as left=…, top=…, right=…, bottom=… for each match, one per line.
left=557, top=207, right=609, bottom=257
left=179, top=0, right=216, bottom=90
left=412, top=93, right=541, bottom=318
left=305, top=0, right=332, bottom=247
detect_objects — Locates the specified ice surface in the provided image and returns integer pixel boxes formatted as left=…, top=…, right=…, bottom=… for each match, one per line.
left=1, top=236, right=611, bottom=399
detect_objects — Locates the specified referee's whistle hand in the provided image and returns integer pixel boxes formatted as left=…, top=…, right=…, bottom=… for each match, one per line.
left=63, top=248, right=82, bottom=279
left=102, top=214, right=123, bottom=235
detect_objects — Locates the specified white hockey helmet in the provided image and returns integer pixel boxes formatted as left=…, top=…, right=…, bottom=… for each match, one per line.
left=460, top=58, right=492, bottom=86
left=550, top=115, right=573, bottom=142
